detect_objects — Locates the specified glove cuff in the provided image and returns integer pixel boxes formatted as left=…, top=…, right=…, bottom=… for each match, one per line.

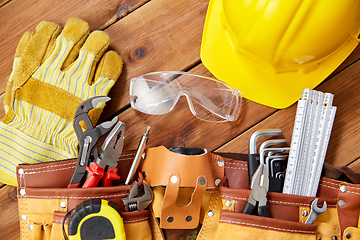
left=0, top=121, right=76, bottom=186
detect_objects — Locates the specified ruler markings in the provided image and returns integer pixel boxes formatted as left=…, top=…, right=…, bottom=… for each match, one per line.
left=306, top=93, right=334, bottom=196
left=283, top=89, right=336, bottom=196
left=301, top=92, right=324, bottom=195
left=309, top=106, right=336, bottom=196
left=294, top=90, right=316, bottom=195
left=283, top=99, right=307, bottom=194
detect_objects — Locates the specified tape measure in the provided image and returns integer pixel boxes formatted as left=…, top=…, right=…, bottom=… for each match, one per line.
left=283, top=89, right=337, bottom=197
left=67, top=199, right=126, bottom=240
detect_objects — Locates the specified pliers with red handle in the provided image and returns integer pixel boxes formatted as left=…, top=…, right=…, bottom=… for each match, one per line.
left=82, top=121, right=125, bottom=188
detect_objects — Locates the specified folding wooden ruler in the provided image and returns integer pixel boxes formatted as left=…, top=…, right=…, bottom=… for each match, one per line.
left=283, top=89, right=337, bottom=197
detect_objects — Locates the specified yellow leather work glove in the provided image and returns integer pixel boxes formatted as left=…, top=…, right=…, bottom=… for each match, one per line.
left=0, top=18, right=123, bottom=186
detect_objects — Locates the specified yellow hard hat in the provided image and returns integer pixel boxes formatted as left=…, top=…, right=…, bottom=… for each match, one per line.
left=201, top=0, right=360, bottom=108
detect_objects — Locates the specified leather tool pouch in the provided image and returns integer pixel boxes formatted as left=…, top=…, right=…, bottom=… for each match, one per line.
left=140, top=146, right=225, bottom=231
left=215, top=152, right=360, bottom=240
left=16, top=147, right=360, bottom=240
left=16, top=151, right=152, bottom=240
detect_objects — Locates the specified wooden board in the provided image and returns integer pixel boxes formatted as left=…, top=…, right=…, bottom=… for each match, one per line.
left=0, top=0, right=360, bottom=239
left=102, top=0, right=211, bottom=116
left=0, top=0, right=147, bottom=93
left=217, top=59, right=360, bottom=168
left=0, top=185, right=18, bottom=238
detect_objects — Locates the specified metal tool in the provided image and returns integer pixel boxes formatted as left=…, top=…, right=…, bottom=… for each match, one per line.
left=82, top=121, right=126, bottom=188
left=241, top=164, right=269, bottom=217
left=125, top=126, right=150, bottom=185
left=259, top=139, right=287, bottom=172
left=122, top=181, right=153, bottom=212
left=283, top=89, right=337, bottom=196
left=270, top=157, right=286, bottom=178
left=73, top=96, right=111, bottom=159
left=68, top=117, right=118, bottom=188
left=260, top=147, right=289, bottom=193
left=67, top=199, right=126, bottom=240
left=247, top=129, right=282, bottom=183
left=260, top=147, right=290, bottom=165
left=305, top=198, right=327, bottom=224
left=275, top=171, right=285, bottom=179
left=266, top=155, right=285, bottom=177
left=259, top=139, right=287, bottom=154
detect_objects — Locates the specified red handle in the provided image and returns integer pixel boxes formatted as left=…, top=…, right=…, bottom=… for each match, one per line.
left=67, top=183, right=80, bottom=188
left=82, top=163, right=105, bottom=188
left=102, top=168, right=120, bottom=187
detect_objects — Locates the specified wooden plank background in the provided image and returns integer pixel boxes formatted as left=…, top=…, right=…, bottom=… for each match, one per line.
left=0, top=0, right=359, bottom=239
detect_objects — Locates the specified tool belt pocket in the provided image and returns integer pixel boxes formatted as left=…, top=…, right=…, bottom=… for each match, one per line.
left=215, top=210, right=317, bottom=240
left=220, top=154, right=360, bottom=240
left=16, top=155, right=153, bottom=240
left=140, top=146, right=225, bottom=230
left=216, top=186, right=339, bottom=240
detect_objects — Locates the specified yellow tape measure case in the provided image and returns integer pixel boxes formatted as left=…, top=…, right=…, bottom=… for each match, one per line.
left=68, top=199, right=126, bottom=240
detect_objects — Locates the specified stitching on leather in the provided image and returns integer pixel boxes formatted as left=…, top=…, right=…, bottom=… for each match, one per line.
left=22, top=153, right=135, bottom=173
left=23, top=193, right=127, bottom=199
left=20, top=180, right=24, bottom=239
left=224, top=166, right=248, bottom=170
left=224, top=161, right=247, bottom=170
left=221, top=195, right=250, bottom=202
left=222, top=194, right=310, bottom=207
left=53, top=218, right=64, bottom=224
left=320, top=181, right=360, bottom=195
left=20, top=172, right=29, bottom=239
left=26, top=166, right=75, bottom=174
left=152, top=212, right=162, bottom=240
left=204, top=193, right=220, bottom=239
left=345, top=186, right=360, bottom=191
left=347, top=190, right=360, bottom=195
left=23, top=157, right=136, bottom=175
left=202, top=194, right=214, bottom=239
left=321, top=179, right=360, bottom=191
left=225, top=161, right=247, bottom=167
left=197, top=193, right=214, bottom=240
left=221, top=195, right=337, bottom=208
left=23, top=162, right=76, bottom=171
left=219, top=219, right=317, bottom=234
left=268, top=200, right=310, bottom=207
left=320, top=182, right=338, bottom=191
left=320, top=179, right=339, bottom=186
left=124, top=217, right=148, bottom=223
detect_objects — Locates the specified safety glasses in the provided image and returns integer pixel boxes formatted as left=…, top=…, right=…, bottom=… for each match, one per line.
left=129, top=71, right=242, bottom=122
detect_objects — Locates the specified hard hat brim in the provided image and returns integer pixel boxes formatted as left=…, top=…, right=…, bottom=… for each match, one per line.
left=201, top=0, right=360, bottom=109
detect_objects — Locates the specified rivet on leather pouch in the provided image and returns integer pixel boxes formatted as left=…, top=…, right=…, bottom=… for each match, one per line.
left=160, top=173, right=207, bottom=229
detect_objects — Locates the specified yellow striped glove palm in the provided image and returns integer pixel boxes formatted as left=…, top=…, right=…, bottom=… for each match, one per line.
left=0, top=18, right=123, bottom=186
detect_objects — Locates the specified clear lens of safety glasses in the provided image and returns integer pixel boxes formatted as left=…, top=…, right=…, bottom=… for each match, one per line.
left=129, top=71, right=242, bottom=122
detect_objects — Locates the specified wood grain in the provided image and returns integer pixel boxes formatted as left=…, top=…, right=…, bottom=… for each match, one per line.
left=348, top=158, right=360, bottom=173
left=0, top=0, right=360, bottom=239
left=0, top=185, right=18, bottom=238
left=0, top=0, right=10, bottom=7
left=101, top=0, right=210, bottom=117
left=217, top=59, right=360, bottom=171
left=0, top=0, right=148, bottom=93
left=114, top=64, right=276, bottom=152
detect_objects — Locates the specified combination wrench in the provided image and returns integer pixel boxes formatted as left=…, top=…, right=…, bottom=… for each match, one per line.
left=305, top=198, right=327, bottom=224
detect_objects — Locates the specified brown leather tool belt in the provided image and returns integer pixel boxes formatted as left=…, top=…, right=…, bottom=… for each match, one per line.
left=16, top=147, right=360, bottom=240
